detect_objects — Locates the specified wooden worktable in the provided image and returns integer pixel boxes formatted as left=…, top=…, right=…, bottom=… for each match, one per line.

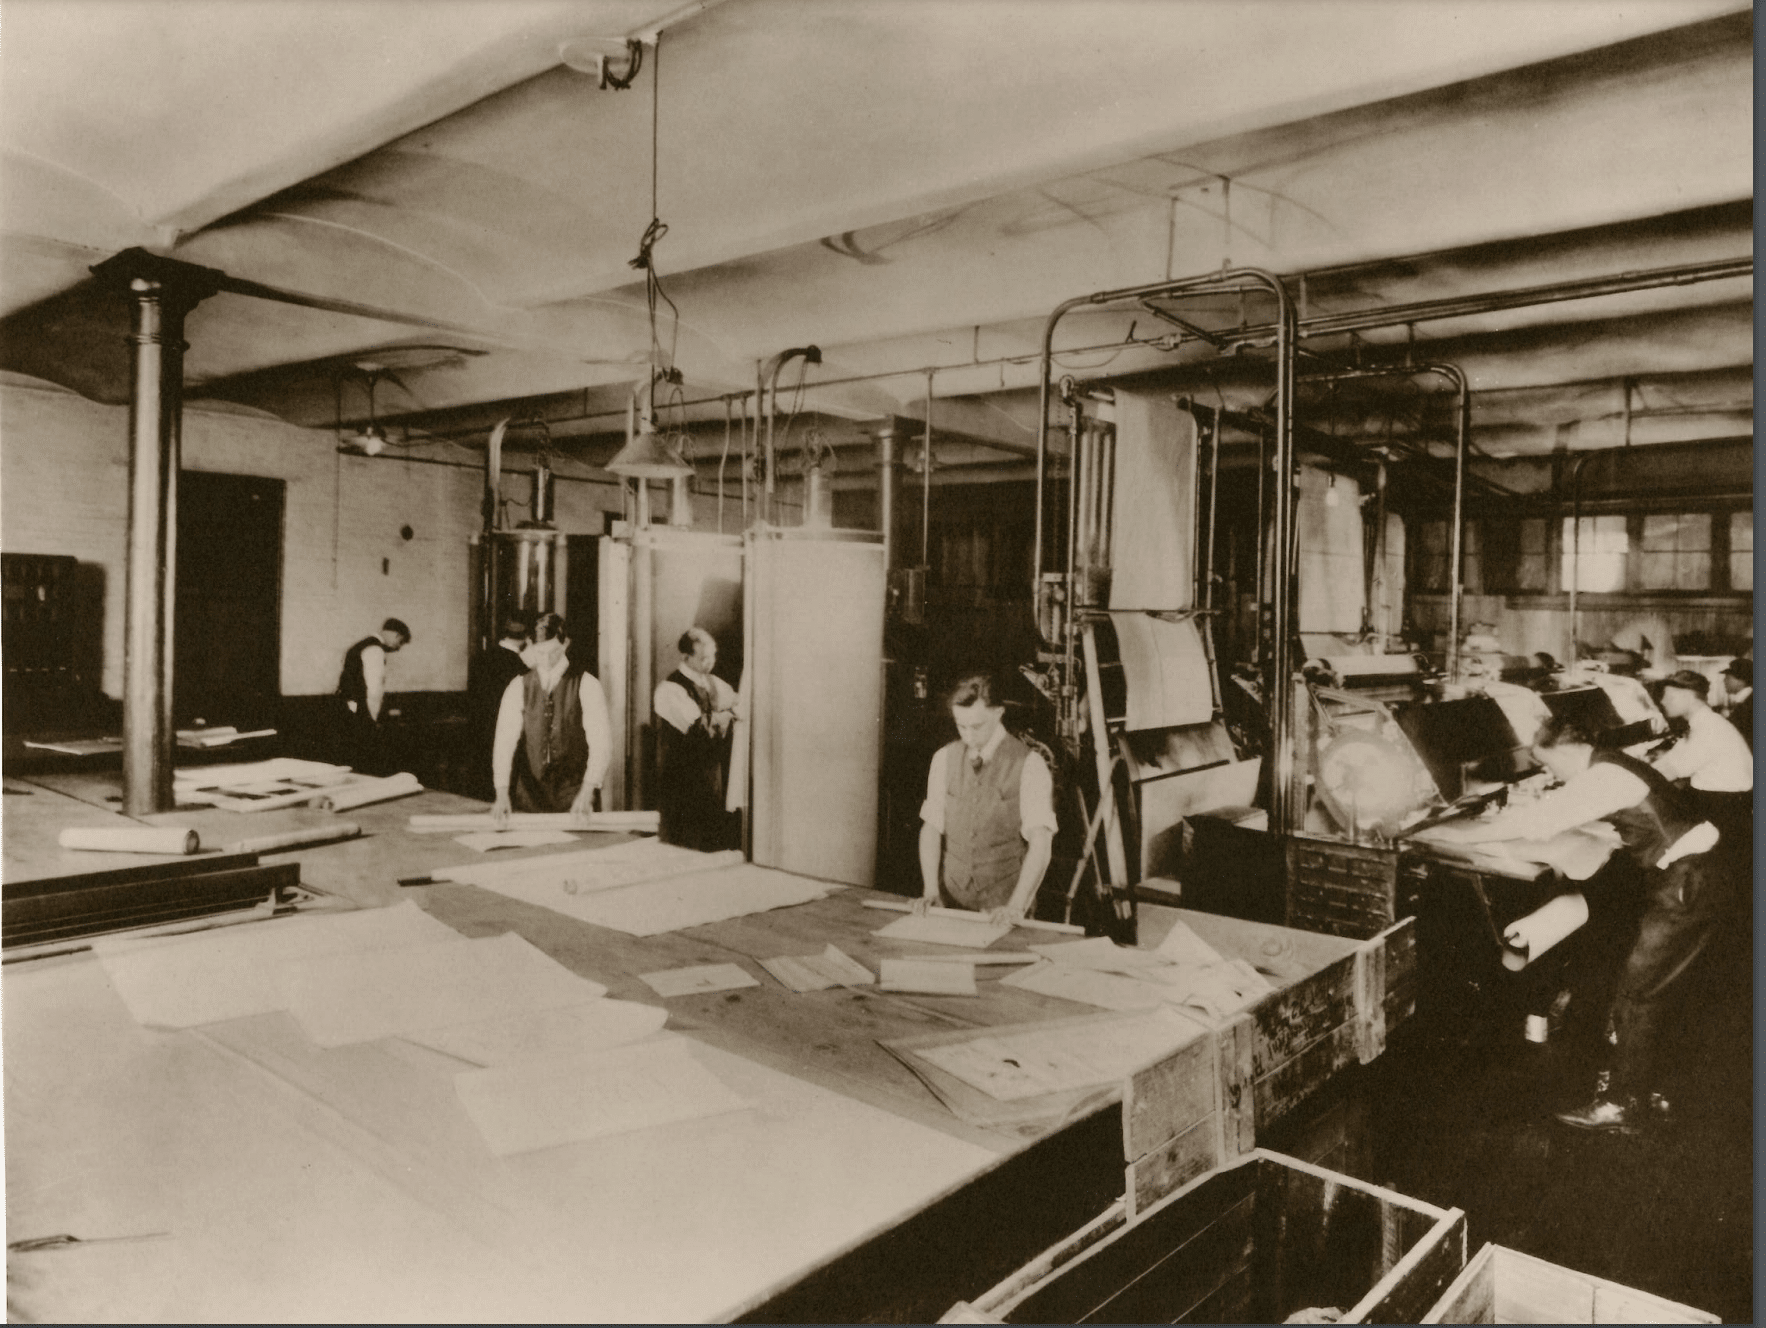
left=3, top=769, right=1389, bottom=1321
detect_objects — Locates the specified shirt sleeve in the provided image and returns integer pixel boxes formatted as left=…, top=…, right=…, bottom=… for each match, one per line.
left=1019, top=751, right=1058, bottom=838
left=362, top=644, right=387, bottom=719
left=1651, top=734, right=1699, bottom=783
left=653, top=680, right=699, bottom=734
left=919, top=746, right=949, bottom=833
left=1483, top=763, right=1648, bottom=842
left=579, top=673, right=612, bottom=791
left=491, top=676, right=524, bottom=793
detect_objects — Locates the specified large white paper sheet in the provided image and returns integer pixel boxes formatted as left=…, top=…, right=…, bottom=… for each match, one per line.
left=873, top=913, right=1010, bottom=949
left=1109, top=390, right=1196, bottom=612
left=400, top=1000, right=668, bottom=1067
left=1001, top=961, right=1168, bottom=1011
left=1109, top=613, right=1214, bottom=731
left=1153, top=919, right=1229, bottom=968
left=639, top=964, right=759, bottom=997
left=437, top=839, right=743, bottom=898
left=915, top=1008, right=1207, bottom=1101
left=879, top=959, right=978, bottom=996
left=93, top=901, right=464, bottom=1029
left=451, top=829, right=580, bottom=853
left=562, top=863, right=832, bottom=937
left=280, top=932, right=607, bottom=1047
left=1028, top=935, right=1171, bottom=972
left=454, top=1036, right=753, bottom=1156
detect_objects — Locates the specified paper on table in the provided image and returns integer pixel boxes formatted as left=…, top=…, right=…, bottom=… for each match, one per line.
left=93, top=900, right=465, bottom=1029
left=1001, top=961, right=1168, bottom=1011
left=1028, top=935, right=1171, bottom=972
left=879, top=959, right=978, bottom=996
left=873, top=913, right=1011, bottom=949
left=451, top=829, right=581, bottom=853
left=639, top=964, right=760, bottom=998
left=454, top=1036, right=752, bottom=1156
left=1153, top=919, right=1228, bottom=968
left=1142, top=958, right=1273, bottom=1021
left=280, top=932, right=607, bottom=1047
left=434, top=839, right=742, bottom=890
left=562, top=863, right=831, bottom=937
left=915, top=1008, right=1206, bottom=1101
left=758, top=945, right=874, bottom=992
left=401, top=1000, right=668, bottom=1066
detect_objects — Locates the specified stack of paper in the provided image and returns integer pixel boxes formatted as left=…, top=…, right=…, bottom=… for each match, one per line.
left=873, top=913, right=1011, bottom=949
left=911, top=1008, right=1207, bottom=1101
left=992, top=922, right=1271, bottom=1021
left=879, top=959, right=977, bottom=996
left=758, top=945, right=874, bottom=992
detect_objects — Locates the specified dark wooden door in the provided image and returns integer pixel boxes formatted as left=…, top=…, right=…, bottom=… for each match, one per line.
left=174, top=471, right=283, bottom=728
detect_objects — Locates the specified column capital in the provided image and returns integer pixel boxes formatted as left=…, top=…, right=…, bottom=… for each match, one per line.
left=90, top=248, right=226, bottom=307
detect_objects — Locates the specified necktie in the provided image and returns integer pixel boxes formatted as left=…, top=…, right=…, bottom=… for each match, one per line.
left=970, top=751, right=984, bottom=773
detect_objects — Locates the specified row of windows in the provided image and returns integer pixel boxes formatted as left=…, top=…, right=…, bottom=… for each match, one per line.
left=1413, top=508, right=1753, bottom=596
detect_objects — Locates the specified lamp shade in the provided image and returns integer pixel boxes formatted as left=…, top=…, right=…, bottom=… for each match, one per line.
left=605, top=429, right=692, bottom=479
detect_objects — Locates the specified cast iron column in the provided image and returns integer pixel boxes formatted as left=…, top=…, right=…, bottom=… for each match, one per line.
left=91, top=249, right=223, bottom=815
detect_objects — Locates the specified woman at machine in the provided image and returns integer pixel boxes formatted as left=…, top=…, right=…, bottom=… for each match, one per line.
left=490, top=613, right=612, bottom=825
left=1429, top=716, right=1729, bottom=1134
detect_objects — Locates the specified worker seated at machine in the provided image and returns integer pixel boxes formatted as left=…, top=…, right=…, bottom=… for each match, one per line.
left=917, top=669, right=1058, bottom=926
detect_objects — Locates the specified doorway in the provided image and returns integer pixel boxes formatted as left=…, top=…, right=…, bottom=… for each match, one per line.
left=174, top=471, right=284, bottom=728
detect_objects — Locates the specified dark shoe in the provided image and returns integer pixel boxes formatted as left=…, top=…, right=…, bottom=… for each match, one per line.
left=1646, top=1091, right=1673, bottom=1123
left=1554, top=1094, right=1641, bottom=1135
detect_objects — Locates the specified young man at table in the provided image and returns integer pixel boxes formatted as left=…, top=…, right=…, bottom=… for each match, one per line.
left=917, top=669, right=1057, bottom=926
left=490, top=613, right=611, bottom=824
left=1430, top=716, right=1728, bottom=1133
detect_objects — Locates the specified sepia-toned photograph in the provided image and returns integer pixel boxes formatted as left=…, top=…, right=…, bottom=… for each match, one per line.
left=0, top=1, right=1752, bottom=1321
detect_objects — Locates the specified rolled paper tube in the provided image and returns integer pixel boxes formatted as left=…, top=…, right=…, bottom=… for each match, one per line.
left=221, top=823, right=363, bottom=855
left=1501, top=892, right=1590, bottom=972
left=406, top=811, right=662, bottom=833
left=316, top=773, right=423, bottom=812
left=59, top=826, right=200, bottom=855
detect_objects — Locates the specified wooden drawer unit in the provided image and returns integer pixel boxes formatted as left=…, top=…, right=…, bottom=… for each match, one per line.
left=1286, top=835, right=1417, bottom=941
left=960, top=1150, right=1467, bottom=1324
left=1422, top=1242, right=1718, bottom=1324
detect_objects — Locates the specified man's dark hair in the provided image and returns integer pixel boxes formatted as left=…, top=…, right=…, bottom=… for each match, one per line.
left=499, top=612, right=531, bottom=640
left=382, top=617, right=412, bottom=642
left=947, top=669, right=1007, bottom=710
left=1534, top=716, right=1597, bottom=751
left=679, top=627, right=712, bottom=656
left=533, top=612, right=569, bottom=644
left=1662, top=669, right=1710, bottom=701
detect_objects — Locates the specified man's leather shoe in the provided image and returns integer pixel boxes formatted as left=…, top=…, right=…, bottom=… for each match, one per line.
left=1554, top=1094, right=1641, bottom=1134
left=1646, top=1091, right=1672, bottom=1123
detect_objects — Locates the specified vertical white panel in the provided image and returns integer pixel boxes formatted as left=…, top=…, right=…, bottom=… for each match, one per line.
left=1296, top=465, right=1366, bottom=635
left=748, top=533, right=885, bottom=887
left=597, top=538, right=630, bottom=810
left=1109, top=391, right=1197, bottom=612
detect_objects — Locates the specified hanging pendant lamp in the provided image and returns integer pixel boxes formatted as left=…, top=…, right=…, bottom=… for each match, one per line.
left=606, top=379, right=692, bottom=478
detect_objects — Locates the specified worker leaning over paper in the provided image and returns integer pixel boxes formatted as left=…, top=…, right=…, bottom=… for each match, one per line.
left=1427, top=715, right=1731, bottom=1136
left=917, top=669, right=1056, bottom=928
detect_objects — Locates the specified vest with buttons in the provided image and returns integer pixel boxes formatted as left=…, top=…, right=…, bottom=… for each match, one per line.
left=520, top=666, right=588, bottom=789
left=941, top=733, right=1030, bottom=910
left=1591, top=748, right=1702, bottom=868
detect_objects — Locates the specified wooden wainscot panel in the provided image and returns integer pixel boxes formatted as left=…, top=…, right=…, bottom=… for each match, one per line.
left=1421, top=1244, right=1720, bottom=1324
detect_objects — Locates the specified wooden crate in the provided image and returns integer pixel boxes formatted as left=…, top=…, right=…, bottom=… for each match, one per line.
left=1422, top=1243, right=1718, bottom=1324
left=1286, top=834, right=1419, bottom=941
left=960, top=1149, right=1467, bottom=1324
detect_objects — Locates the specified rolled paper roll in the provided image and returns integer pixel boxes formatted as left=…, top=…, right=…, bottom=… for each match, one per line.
left=222, top=822, right=363, bottom=855
left=59, top=826, right=200, bottom=855
left=316, top=773, right=423, bottom=812
left=1501, top=892, right=1589, bottom=972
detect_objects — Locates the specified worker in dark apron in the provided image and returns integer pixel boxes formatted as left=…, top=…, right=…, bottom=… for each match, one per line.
left=334, top=618, right=410, bottom=774
left=1432, top=716, right=1729, bottom=1133
left=652, top=628, right=739, bottom=850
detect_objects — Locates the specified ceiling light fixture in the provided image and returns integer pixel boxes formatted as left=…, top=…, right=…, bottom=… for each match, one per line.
left=336, top=363, right=390, bottom=456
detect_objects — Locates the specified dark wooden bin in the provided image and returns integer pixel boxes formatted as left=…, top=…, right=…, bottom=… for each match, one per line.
left=954, top=1149, right=1467, bottom=1324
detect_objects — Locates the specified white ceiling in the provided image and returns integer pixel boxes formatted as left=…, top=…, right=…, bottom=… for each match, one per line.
left=0, top=0, right=1753, bottom=470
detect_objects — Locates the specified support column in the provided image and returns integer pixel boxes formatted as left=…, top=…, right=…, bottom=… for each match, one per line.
left=91, top=250, right=223, bottom=815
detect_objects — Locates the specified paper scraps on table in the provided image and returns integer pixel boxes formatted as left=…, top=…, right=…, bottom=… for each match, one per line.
left=639, top=963, right=760, bottom=998
left=873, top=912, right=1011, bottom=949
left=1028, top=935, right=1171, bottom=973
left=93, top=900, right=465, bottom=1029
left=1153, top=919, right=1228, bottom=968
left=1001, top=961, right=1167, bottom=1011
left=454, top=1036, right=752, bottom=1156
left=1141, top=957, right=1274, bottom=1021
left=758, top=945, right=874, bottom=992
left=912, top=1007, right=1206, bottom=1102
left=879, top=959, right=978, bottom=996
left=402, top=1000, right=668, bottom=1067
left=451, top=829, right=580, bottom=853
left=280, top=932, right=607, bottom=1047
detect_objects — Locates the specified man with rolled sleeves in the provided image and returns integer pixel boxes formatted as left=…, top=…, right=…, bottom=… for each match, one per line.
left=918, top=670, right=1057, bottom=925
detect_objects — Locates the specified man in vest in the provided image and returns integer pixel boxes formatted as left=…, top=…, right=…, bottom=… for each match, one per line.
left=1433, top=716, right=1728, bottom=1133
left=918, top=670, right=1057, bottom=925
left=653, top=628, right=738, bottom=850
left=335, top=618, right=410, bottom=774
left=1651, top=669, right=1752, bottom=860
left=490, top=613, right=610, bottom=824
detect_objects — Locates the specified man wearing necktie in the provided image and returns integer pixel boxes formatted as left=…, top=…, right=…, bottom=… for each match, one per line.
left=917, top=669, right=1057, bottom=925
left=653, top=627, right=739, bottom=850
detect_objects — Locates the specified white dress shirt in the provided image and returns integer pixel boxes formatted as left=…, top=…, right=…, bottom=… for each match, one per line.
left=492, top=657, right=611, bottom=794
left=653, top=665, right=736, bottom=735
left=1652, top=705, right=1754, bottom=792
left=919, top=726, right=1058, bottom=839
